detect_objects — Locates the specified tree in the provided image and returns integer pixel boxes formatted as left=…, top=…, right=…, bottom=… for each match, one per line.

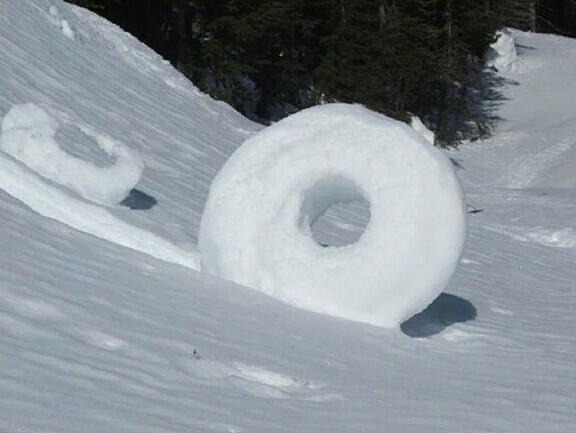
left=68, top=0, right=576, bottom=147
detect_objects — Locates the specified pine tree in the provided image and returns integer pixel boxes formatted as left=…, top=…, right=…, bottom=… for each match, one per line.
left=189, top=0, right=322, bottom=119
left=491, top=0, right=539, bottom=30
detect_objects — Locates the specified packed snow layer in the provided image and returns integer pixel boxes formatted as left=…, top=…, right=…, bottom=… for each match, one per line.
left=1, top=103, right=144, bottom=205
left=200, top=104, right=467, bottom=327
left=1, top=1, right=576, bottom=432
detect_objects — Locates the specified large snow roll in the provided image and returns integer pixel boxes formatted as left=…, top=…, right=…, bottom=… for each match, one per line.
left=0, top=103, right=144, bottom=206
left=199, top=104, right=467, bottom=328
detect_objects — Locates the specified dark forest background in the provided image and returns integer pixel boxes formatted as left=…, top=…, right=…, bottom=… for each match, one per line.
left=66, top=0, right=576, bottom=147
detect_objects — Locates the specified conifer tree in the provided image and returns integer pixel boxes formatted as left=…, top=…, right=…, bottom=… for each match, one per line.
left=66, top=0, right=575, bottom=146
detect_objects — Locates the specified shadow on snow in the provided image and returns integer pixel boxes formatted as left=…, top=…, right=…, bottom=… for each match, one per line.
left=120, top=188, right=157, bottom=210
left=401, top=293, right=477, bottom=338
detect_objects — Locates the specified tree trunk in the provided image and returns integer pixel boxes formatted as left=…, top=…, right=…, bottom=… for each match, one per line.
left=529, top=0, right=538, bottom=31
left=173, top=4, right=188, bottom=71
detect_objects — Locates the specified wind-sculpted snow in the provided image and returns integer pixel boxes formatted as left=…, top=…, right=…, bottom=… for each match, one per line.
left=1, top=103, right=144, bottom=206
left=0, top=151, right=200, bottom=270
left=0, top=99, right=467, bottom=328
left=200, top=104, right=467, bottom=328
left=0, top=102, right=197, bottom=267
left=2, top=1, right=576, bottom=431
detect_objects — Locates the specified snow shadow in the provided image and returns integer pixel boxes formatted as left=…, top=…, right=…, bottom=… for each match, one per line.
left=515, top=43, right=536, bottom=54
left=401, top=293, right=476, bottom=338
left=464, top=67, right=514, bottom=140
left=120, top=188, right=157, bottom=210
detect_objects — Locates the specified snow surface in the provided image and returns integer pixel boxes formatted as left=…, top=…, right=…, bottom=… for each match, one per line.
left=200, top=103, right=466, bottom=327
left=1, top=2, right=575, bottom=432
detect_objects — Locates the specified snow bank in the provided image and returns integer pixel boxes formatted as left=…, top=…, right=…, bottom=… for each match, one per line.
left=0, top=103, right=144, bottom=206
left=199, top=104, right=467, bottom=328
left=488, top=29, right=521, bottom=73
left=410, top=114, right=435, bottom=145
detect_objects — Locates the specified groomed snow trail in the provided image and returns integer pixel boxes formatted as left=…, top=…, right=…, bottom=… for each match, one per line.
left=1, top=3, right=575, bottom=433
left=457, top=29, right=576, bottom=190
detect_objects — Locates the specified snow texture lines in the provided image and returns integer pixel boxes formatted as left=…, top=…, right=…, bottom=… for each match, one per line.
left=175, top=356, right=338, bottom=402
left=483, top=225, right=576, bottom=249
left=498, top=137, right=573, bottom=189
left=0, top=153, right=200, bottom=270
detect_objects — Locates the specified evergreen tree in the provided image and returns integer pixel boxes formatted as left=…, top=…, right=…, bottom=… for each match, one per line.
left=191, top=0, right=321, bottom=119
left=65, top=0, right=572, bottom=146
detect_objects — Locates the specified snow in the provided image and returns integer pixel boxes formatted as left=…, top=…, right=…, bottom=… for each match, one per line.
left=0, top=151, right=200, bottom=270
left=1, top=2, right=576, bottom=432
left=410, top=114, right=435, bottom=144
left=200, top=103, right=467, bottom=327
left=456, top=29, right=576, bottom=190
left=487, top=28, right=522, bottom=73
left=1, top=103, right=144, bottom=206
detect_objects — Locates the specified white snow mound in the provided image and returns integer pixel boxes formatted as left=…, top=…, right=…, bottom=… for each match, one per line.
left=200, top=104, right=467, bottom=328
left=410, top=114, right=435, bottom=145
left=0, top=103, right=144, bottom=206
left=488, top=28, right=521, bottom=73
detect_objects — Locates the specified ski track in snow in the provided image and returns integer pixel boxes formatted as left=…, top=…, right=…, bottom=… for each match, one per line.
left=498, top=136, right=574, bottom=189
left=1, top=4, right=576, bottom=433
left=483, top=225, right=576, bottom=249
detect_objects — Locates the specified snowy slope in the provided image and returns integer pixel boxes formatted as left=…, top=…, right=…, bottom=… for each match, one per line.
left=457, top=29, right=576, bottom=190
left=0, top=0, right=259, bottom=249
left=1, top=2, right=575, bottom=432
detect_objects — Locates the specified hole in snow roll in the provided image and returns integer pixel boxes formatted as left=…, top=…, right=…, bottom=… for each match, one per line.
left=199, top=103, right=467, bottom=328
left=299, top=176, right=371, bottom=247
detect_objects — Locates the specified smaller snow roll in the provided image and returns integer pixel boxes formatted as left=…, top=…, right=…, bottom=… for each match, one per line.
left=0, top=103, right=143, bottom=206
left=199, top=104, right=467, bottom=328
